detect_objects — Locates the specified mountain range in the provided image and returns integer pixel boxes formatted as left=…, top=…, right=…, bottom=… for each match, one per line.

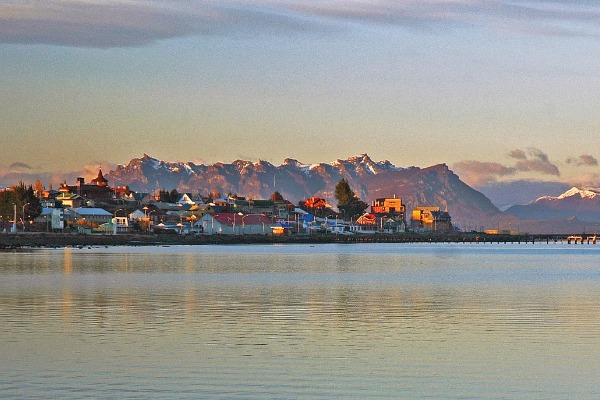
left=506, top=187, right=600, bottom=222
left=107, top=154, right=501, bottom=225
left=106, top=154, right=600, bottom=232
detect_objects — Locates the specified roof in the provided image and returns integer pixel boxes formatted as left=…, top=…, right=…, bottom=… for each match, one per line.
left=71, top=207, right=113, bottom=216
left=234, top=199, right=274, bottom=207
left=91, top=169, right=108, bottom=185
left=56, top=193, right=83, bottom=200
left=206, top=213, right=274, bottom=226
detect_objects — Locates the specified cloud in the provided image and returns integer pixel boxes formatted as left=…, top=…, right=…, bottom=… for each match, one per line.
left=452, top=160, right=516, bottom=186
left=8, top=162, right=32, bottom=171
left=566, top=154, right=598, bottom=167
left=508, top=149, right=527, bottom=160
left=565, top=172, right=600, bottom=188
left=1, top=1, right=600, bottom=48
left=0, top=161, right=116, bottom=188
left=455, top=146, right=562, bottom=187
left=513, top=147, right=560, bottom=176
left=476, top=179, right=570, bottom=210
left=0, top=1, right=323, bottom=48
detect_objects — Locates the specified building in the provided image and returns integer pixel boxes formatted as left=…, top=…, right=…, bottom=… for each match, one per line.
left=352, top=210, right=406, bottom=234
left=370, top=196, right=405, bottom=218
left=58, top=169, right=114, bottom=202
left=176, top=193, right=196, bottom=206
left=411, top=206, right=452, bottom=232
left=198, top=213, right=274, bottom=235
left=55, top=193, right=86, bottom=208
left=301, top=197, right=331, bottom=211
left=68, top=207, right=114, bottom=225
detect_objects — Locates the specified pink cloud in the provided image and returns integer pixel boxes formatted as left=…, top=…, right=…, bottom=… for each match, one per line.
left=452, top=160, right=516, bottom=186
left=565, top=154, right=598, bottom=167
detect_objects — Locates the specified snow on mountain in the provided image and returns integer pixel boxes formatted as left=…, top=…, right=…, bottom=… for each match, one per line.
left=556, top=187, right=600, bottom=200
left=506, top=186, right=600, bottom=222
left=106, top=153, right=501, bottom=225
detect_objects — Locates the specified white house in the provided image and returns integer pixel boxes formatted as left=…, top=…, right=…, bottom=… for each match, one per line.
left=198, top=213, right=274, bottom=235
left=176, top=193, right=196, bottom=206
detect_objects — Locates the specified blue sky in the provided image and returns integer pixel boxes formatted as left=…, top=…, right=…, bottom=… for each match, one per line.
left=1, top=0, right=600, bottom=191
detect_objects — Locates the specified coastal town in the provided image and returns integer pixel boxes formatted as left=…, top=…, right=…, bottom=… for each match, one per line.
left=0, top=168, right=454, bottom=237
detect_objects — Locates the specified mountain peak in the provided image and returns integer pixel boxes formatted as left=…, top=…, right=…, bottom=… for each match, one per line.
left=557, top=187, right=600, bottom=200
left=533, top=186, right=600, bottom=202
left=346, top=153, right=373, bottom=163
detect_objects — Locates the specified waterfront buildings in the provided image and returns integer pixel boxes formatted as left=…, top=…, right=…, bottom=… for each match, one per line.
left=22, top=170, right=453, bottom=235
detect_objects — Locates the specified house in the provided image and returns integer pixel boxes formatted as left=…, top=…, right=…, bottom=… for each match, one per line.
left=323, top=220, right=349, bottom=234
left=68, top=207, right=114, bottom=225
left=371, top=196, right=405, bottom=219
left=198, top=213, right=274, bottom=235
left=122, top=192, right=151, bottom=204
left=231, top=199, right=275, bottom=215
left=40, top=188, right=60, bottom=200
left=350, top=213, right=378, bottom=234
left=176, top=193, right=196, bottom=206
left=411, top=206, right=453, bottom=232
left=300, top=213, right=324, bottom=234
left=351, top=212, right=406, bottom=234
left=381, top=217, right=406, bottom=234
left=356, top=213, right=377, bottom=225
left=113, top=216, right=130, bottom=233
left=301, top=197, right=331, bottom=210
left=129, top=209, right=146, bottom=222
left=273, top=200, right=295, bottom=218
left=40, top=198, right=57, bottom=208
left=271, top=221, right=294, bottom=236
left=210, top=197, right=230, bottom=212
left=57, top=169, right=114, bottom=202
left=33, top=208, right=54, bottom=231
left=56, top=193, right=86, bottom=208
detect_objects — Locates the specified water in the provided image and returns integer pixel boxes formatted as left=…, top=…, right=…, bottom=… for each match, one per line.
left=1, top=243, right=599, bottom=399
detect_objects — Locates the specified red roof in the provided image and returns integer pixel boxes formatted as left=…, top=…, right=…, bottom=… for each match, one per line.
left=357, top=213, right=376, bottom=225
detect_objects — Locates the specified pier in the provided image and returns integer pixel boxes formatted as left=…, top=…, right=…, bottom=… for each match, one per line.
left=0, top=232, right=598, bottom=248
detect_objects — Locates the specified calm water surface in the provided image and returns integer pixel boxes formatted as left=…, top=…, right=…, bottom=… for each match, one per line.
left=1, top=243, right=599, bottom=399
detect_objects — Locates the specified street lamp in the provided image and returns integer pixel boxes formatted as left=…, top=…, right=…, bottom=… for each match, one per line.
left=113, top=208, right=125, bottom=235
left=11, top=204, right=17, bottom=233
left=190, top=214, right=198, bottom=234
left=22, top=202, right=30, bottom=232
left=242, top=213, right=267, bottom=235
left=232, top=212, right=243, bottom=235
left=147, top=210, right=156, bottom=233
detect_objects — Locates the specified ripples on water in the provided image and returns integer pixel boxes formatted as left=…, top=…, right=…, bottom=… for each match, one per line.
left=1, top=243, right=600, bottom=399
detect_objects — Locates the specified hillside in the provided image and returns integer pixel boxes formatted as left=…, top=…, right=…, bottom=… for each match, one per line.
left=107, top=154, right=501, bottom=224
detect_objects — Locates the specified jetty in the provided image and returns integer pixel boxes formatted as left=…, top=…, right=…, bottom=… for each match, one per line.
left=0, top=231, right=598, bottom=249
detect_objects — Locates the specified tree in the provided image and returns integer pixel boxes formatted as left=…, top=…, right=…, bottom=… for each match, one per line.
left=298, top=197, right=335, bottom=218
left=0, top=182, right=42, bottom=230
left=270, top=191, right=284, bottom=202
left=334, top=179, right=368, bottom=220
left=158, top=189, right=169, bottom=203
left=34, top=179, right=45, bottom=196
left=158, top=189, right=179, bottom=203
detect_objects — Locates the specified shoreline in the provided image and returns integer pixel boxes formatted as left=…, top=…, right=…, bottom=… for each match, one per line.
left=0, top=232, right=585, bottom=249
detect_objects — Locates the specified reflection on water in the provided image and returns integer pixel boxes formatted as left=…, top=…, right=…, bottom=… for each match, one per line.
left=1, top=244, right=600, bottom=399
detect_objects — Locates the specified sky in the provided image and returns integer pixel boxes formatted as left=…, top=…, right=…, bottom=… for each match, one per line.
left=2, top=0, right=600, bottom=194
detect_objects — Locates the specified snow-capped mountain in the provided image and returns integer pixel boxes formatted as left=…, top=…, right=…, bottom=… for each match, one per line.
left=107, top=153, right=501, bottom=223
left=506, top=187, right=600, bottom=222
